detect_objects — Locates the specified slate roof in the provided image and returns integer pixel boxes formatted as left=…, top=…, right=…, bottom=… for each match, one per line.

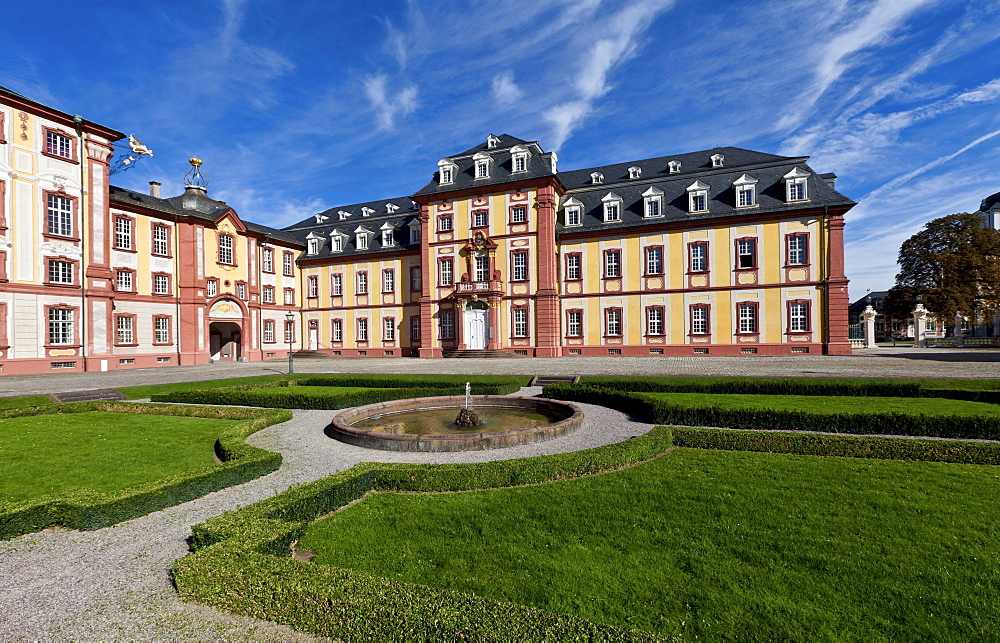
left=282, top=196, right=421, bottom=259
left=413, top=135, right=557, bottom=198
left=980, top=191, right=1000, bottom=212
left=849, top=291, right=889, bottom=313
left=109, top=186, right=302, bottom=246
left=1, top=85, right=125, bottom=139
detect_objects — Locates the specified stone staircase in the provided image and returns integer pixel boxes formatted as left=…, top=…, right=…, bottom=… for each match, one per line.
left=49, top=388, right=127, bottom=403
left=290, top=350, right=332, bottom=359
left=529, top=375, right=579, bottom=386
left=442, top=349, right=516, bottom=359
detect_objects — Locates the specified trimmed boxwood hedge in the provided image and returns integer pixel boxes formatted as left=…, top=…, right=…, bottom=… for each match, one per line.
left=0, top=402, right=289, bottom=541
left=543, top=384, right=1000, bottom=441
left=672, top=427, right=1000, bottom=464
left=578, top=376, right=924, bottom=397
left=173, top=426, right=675, bottom=641
left=151, top=376, right=526, bottom=409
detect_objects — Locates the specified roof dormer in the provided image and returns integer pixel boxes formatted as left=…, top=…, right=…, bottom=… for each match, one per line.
left=783, top=166, right=811, bottom=202
left=601, top=192, right=623, bottom=223
left=687, top=180, right=710, bottom=213
left=628, top=166, right=642, bottom=179
left=591, top=171, right=604, bottom=184
left=562, top=196, right=583, bottom=227
left=354, top=225, right=373, bottom=250
left=361, top=207, right=375, bottom=217
left=642, top=186, right=664, bottom=218
left=711, top=153, right=724, bottom=168
left=473, top=151, right=493, bottom=179
left=338, top=210, right=351, bottom=220
left=386, top=203, right=399, bottom=213
left=550, top=151, right=558, bottom=173
left=407, top=218, right=421, bottom=244
left=733, top=174, right=758, bottom=208
left=510, top=145, right=530, bottom=173
left=329, top=228, right=348, bottom=253
left=487, top=134, right=502, bottom=149
left=379, top=221, right=396, bottom=247
left=306, top=231, right=325, bottom=255
left=668, top=160, right=681, bottom=174
left=314, top=214, right=329, bottom=224
left=438, top=158, right=458, bottom=185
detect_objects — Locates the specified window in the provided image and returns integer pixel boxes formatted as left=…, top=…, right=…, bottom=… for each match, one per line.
left=474, top=254, right=489, bottom=282
left=566, top=253, right=581, bottom=281
left=785, top=167, right=810, bottom=201
left=441, top=167, right=453, bottom=183
left=565, top=206, right=582, bottom=226
left=711, top=153, right=724, bottom=168
left=262, top=248, right=274, bottom=272
left=691, top=305, right=710, bottom=335
left=410, top=225, right=420, bottom=244
left=602, top=193, right=622, bottom=222
left=357, top=233, right=369, bottom=250
left=736, top=238, right=757, bottom=270
left=513, top=308, right=528, bottom=338
left=645, top=246, right=663, bottom=275
left=331, top=235, right=344, bottom=252
left=357, top=271, right=368, bottom=294
left=285, top=319, right=295, bottom=343
left=687, top=181, right=709, bottom=213
left=789, top=301, right=810, bottom=332
left=689, top=242, right=708, bottom=272
left=48, top=308, right=74, bottom=345
left=513, top=155, right=526, bottom=172
left=438, top=159, right=458, bottom=185
left=219, top=235, right=234, bottom=265
left=647, top=307, right=664, bottom=335
left=116, top=270, right=133, bottom=292
left=45, top=130, right=72, bottom=159
left=307, top=238, right=321, bottom=255
left=263, top=285, right=275, bottom=303
left=154, top=274, right=170, bottom=295
left=332, top=273, right=343, bottom=296
left=154, top=317, right=171, bottom=344
left=47, top=194, right=73, bottom=237
left=383, top=317, right=395, bottom=341
left=511, top=206, right=527, bottom=223
left=116, top=315, right=134, bottom=345
left=308, top=275, right=319, bottom=298
left=357, top=318, right=369, bottom=342
left=604, top=250, right=621, bottom=278
left=153, top=225, right=170, bottom=256
left=567, top=310, right=582, bottom=337
left=439, top=258, right=453, bottom=286
left=410, top=316, right=421, bottom=340
left=263, top=320, right=275, bottom=343
left=114, top=217, right=133, bottom=250
left=410, top=266, right=421, bottom=291
left=738, top=303, right=758, bottom=334
left=591, top=172, right=604, bottom=184
left=441, top=311, right=455, bottom=339
left=668, top=160, right=681, bottom=173
left=283, top=252, right=294, bottom=276
left=439, top=216, right=452, bottom=232
left=382, top=269, right=395, bottom=293
left=382, top=229, right=394, bottom=247
left=605, top=308, right=622, bottom=336
left=473, top=210, right=488, bottom=228
left=734, top=173, right=758, bottom=208
left=332, top=318, right=343, bottom=342
left=629, top=166, right=642, bottom=179
left=643, top=186, right=663, bottom=218
left=511, top=146, right=529, bottom=173
left=48, top=259, right=73, bottom=284
left=475, top=154, right=491, bottom=179
left=787, top=234, right=808, bottom=265
left=511, top=251, right=528, bottom=281
left=207, top=279, right=218, bottom=297
left=284, top=288, right=295, bottom=305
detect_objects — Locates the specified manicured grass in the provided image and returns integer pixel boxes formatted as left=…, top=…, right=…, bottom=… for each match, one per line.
left=0, top=395, right=53, bottom=409
left=643, top=392, right=1000, bottom=416
left=0, top=411, right=238, bottom=503
left=120, top=375, right=296, bottom=399
left=299, top=448, right=1000, bottom=639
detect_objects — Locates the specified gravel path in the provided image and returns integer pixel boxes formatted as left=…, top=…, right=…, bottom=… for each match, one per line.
left=0, top=388, right=653, bottom=640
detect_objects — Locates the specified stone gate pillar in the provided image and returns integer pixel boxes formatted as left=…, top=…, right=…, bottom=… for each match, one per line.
left=862, top=304, right=877, bottom=348
left=912, top=304, right=928, bottom=348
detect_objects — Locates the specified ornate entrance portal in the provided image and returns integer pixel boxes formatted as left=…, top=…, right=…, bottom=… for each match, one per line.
left=208, top=298, right=245, bottom=362
left=463, top=300, right=488, bottom=350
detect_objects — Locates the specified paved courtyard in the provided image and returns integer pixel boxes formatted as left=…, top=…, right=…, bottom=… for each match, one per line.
left=2, top=347, right=1000, bottom=399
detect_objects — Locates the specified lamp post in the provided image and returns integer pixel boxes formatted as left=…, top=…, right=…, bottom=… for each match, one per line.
left=285, top=311, right=295, bottom=374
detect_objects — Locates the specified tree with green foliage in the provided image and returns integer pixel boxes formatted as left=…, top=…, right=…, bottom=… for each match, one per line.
left=886, top=212, right=1000, bottom=322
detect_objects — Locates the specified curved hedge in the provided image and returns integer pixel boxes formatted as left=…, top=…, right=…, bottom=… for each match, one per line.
left=578, top=376, right=924, bottom=397
left=173, top=426, right=675, bottom=640
left=0, top=402, right=289, bottom=540
left=543, top=384, right=1000, bottom=441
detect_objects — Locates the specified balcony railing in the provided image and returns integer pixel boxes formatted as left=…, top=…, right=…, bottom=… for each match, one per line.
left=456, top=280, right=502, bottom=293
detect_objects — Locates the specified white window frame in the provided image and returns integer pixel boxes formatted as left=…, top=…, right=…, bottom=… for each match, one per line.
left=474, top=254, right=489, bottom=282
left=733, top=174, right=758, bottom=208
left=790, top=302, right=809, bottom=332
left=513, top=308, right=528, bottom=338
left=308, top=275, right=319, bottom=298
left=381, top=228, right=395, bottom=247
left=642, top=186, right=663, bottom=218
left=331, top=234, right=344, bottom=253
left=49, top=308, right=74, bottom=345
left=332, top=274, right=343, bottom=296
left=691, top=306, right=708, bottom=334
left=474, top=152, right=492, bottom=179
left=357, top=232, right=369, bottom=250
left=357, top=318, right=369, bottom=342
left=333, top=319, right=343, bottom=342
left=46, top=131, right=72, bottom=158
left=383, top=269, right=395, bottom=293
left=263, top=285, right=275, bottom=303
left=383, top=317, right=395, bottom=342
left=439, top=258, right=453, bottom=286
left=738, top=303, right=757, bottom=334
left=439, top=216, right=453, bottom=232
left=262, top=247, right=274, bottom=272
left=511, top=206, right=527, bottom=223
left=263, top=320, right=275, bottom=343
left=563, top=197, right=583, bottom=226
left=441, top=311, right=455, bottom=339
left=155, top=317, right=171, bottom=344
left=646, top=246, right=663, bottom=275
left=784, top=167, right=810, bottom=202
left=47, top=194, right=73, bottom=237
left=566, top=254, right=581, bottom=280
left=153, top=225, right=170, bottom=256
left=668, top=160, right=681, bottom=173
left=512, top=251, right=527, bottom=281
left=307, top=238, right=320, bottom=255
left=606, top=308, right=622, bottom=336
left=737, top=239, right=757, bottom=270
left=116, top=270, right=133, bottom=292
left=647, top=307, right=663, bottom=335
left=283, top=252, right=294, bottom=276
left=602, top=192, right=623, bottom=223
left=219, top=235, right=234, bottom=265
left=605, top=250, right=621, bottom=278
left=115, top=217, right=132, bottom=250
left=687, top=181, right=709, bottom=214
left=48, top=260, right=73, bottom=284
left=116, top=315, right=134, bottom=345
left=567, top=310, right=582, bottom=337
left=155, top=274, right=170, bottom=295
left=357, top=271, right=368, bottom=294
left=284, top=288, right=295, bottom=305
left=207, top=279, right=218, bottom=297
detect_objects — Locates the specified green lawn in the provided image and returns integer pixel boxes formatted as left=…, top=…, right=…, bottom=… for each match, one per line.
left=299, top=449, right=1000, bottom=639
left=644, top=392, right=1000, bottom=416
left=0, top=411, right=238, bottom=503
left=0, top=395, right=53, bottom=410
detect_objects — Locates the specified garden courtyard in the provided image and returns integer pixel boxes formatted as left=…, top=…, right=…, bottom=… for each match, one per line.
left=2, top=352, right=1000, bottom=639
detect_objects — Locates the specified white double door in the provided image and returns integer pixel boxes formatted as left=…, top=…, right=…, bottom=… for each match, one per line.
left=464, top=307, right=487, bottom=350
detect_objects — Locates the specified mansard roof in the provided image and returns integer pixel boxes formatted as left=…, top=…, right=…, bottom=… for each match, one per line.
left=282, top=195, right=420, bottom=259
left=980, top=191, right=1000, bottom=212
left=108, top=186, right=302, bottom=246
left=454, top=134, right=532, bottom=157
left=413, top=135, right=557, bottom=198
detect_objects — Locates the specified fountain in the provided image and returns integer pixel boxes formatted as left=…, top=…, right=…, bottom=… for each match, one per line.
left=327, top=383, right=583, bottom=452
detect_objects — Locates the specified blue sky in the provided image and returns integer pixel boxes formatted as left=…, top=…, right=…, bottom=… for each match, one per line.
left=3, top=0, right=1000, bottom=298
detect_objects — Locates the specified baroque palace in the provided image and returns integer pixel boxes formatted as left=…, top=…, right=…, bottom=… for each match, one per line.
left=0, top=86, right=854, bottom=375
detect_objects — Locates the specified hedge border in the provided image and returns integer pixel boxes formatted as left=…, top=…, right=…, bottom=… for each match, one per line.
left=0, top=402, right=290, bottom=540
left=173, top=425, right=675, bottom=641
left=543, top=384, right=1000, bottom=441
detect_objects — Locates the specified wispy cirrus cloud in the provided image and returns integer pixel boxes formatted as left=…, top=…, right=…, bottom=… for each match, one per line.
left=491, top=71, right=523, bottom=105
left=363, top=73, right=419, bottom=130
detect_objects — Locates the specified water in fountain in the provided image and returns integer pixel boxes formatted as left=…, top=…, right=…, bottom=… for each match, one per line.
left=454, top=381, right=482, bottom=427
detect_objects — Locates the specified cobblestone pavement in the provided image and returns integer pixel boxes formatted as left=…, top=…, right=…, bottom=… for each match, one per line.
left=0, top=389, right=652, bottom=639
left=2, top=347, right=1000, bottom=399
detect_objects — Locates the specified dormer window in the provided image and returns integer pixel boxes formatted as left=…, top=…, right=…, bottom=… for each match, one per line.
left=306, top=233, right=323, bottom=255
left=733, top=174, right=758, bottom=208
left=668, top=160, right=681, bottom=174
left=355, top=227, right=372, bottom=251
left=550, top=151, right=558, bottom=173
left=487, top=134, right=501, bottom=149
left=410, top=200, right=420, bottom=210
left=601, top=192, right=623, bottom=223
left=591, top=171, right=604, bottom=184
left=628, top=166, right=641, bottom=179
left=438, top=158, right=458, bottom=185
left=510, top=145, right=529, bottom=173
left=314, top=214, right=329, bottom=224
left=642, top=186, right=664, bottom=218
left=687, top=181, right=710, bottom=213
left=408, top=220, right=421, bottom=244
left=711, top=154, right=724, bottom=168
left=563, top=197, right=583, bottom=227
left=386, top=203, right=399, bottom=213
left=330, top=231, right=345, bottom=253
left=380, top=223, right=396, bottom=247
left=338, top=210, right=351, bottom=220
left=361, top=207, right=375, bottom=217
left=473, top=152, right=492, bottom=179
left=784, top=167, right=810, bottom=202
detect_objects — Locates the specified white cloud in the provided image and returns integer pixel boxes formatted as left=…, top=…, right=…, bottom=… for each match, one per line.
left=491, top=72, right=524, bottom=105
left=363, top=74, right=419, bottom=130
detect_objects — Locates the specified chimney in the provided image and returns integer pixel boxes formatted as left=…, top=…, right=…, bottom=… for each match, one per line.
left=149, top=181, right=162, bottom=198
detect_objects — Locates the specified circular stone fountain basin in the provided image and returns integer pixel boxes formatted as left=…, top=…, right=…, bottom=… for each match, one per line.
left=329, top=395, right=584, bottom=452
